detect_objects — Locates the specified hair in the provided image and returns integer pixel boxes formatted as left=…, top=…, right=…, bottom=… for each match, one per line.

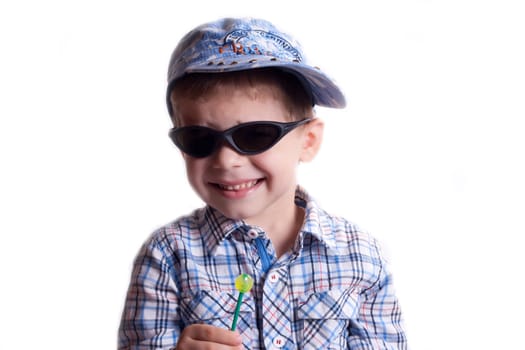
left=169, top=68, right=315, bottom=126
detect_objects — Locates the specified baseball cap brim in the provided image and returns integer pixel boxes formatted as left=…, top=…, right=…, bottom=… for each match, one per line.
left=166, top=54, right=346, bottom=116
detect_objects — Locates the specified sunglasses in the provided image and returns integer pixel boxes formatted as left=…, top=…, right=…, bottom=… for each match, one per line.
left=169, top=118, right=313, bottom=158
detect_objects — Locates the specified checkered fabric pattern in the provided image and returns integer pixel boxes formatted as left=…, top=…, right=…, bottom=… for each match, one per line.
left=118, top=187, right=407, bottom=349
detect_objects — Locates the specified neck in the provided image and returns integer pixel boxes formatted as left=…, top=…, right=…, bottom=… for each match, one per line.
left=248, top=203, right=305, bottom=258
left=271, top=205, right=305, bottom=257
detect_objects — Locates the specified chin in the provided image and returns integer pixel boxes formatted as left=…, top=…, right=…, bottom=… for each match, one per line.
left=212, top=204, right=260, bottom=222
left=217, top=208, right=252, bottom=221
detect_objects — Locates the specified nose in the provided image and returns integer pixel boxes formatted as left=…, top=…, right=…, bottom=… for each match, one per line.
left=211, top=142, right=244, bottom=169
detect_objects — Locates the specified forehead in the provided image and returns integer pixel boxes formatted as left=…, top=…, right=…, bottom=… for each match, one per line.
left=174, top=86, right=291, bottom=127
left=171, top=72, right=288, bottom=102
left=169, top=69, right=313, bottom=126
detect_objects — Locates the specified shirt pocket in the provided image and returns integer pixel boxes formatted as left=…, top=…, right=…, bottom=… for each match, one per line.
left=180, top=290, right=256, bottom=348
left=296, top=289, right=359, bottom=350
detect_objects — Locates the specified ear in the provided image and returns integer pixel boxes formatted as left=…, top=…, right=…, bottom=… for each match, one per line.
left=299, top=118, right=324, bottom=162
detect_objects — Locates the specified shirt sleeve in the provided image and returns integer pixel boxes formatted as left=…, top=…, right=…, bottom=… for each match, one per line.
left=118, top=235, right=181, bottom=350
left=347, top=241, right=408, bottom=350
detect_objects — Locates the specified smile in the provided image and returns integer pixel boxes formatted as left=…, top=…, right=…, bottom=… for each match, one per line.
left=216, top=180, right=260, bottom=191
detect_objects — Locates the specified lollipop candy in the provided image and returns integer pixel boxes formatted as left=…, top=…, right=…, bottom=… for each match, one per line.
left=231, top=273, right=253, bottom=331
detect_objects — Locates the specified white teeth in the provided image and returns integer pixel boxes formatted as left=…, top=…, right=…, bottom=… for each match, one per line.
left=218, top=180, right=258, bottom=191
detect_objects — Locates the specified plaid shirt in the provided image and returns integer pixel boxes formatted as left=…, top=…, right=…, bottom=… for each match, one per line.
left=118, top=187, right=407, bottom=349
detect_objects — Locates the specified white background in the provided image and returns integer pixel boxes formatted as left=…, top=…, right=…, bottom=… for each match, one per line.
left=1, top=1, right=524, bottom=349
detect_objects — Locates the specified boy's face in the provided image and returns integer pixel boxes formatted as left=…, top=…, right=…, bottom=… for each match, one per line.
left=173, top=85, right=322, bottom=227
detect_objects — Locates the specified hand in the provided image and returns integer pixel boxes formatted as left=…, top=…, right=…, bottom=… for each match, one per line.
left=174, top=324, right=243, bottom=350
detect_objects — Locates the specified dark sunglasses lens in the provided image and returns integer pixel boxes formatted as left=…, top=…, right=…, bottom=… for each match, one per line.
left=233, top=124, right=281, bottom=153
left=174, top=128, right=217, bottom=157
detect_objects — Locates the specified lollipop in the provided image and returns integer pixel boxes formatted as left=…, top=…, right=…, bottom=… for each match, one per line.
left=231, top=273, right=253, bottom=331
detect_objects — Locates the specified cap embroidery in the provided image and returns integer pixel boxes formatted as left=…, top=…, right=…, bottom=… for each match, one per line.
left=218, top=29, right=302, bottom=62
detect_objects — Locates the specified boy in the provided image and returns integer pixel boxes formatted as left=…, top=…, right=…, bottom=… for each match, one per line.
left=118, top=17, right=407, bottom=350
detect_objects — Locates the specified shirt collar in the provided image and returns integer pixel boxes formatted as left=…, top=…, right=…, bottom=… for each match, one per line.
left=198, top=206, right=245, bottom=256
left=198, top=186, right=342, bottom=256
left=295, top=186, right=341, bottom=254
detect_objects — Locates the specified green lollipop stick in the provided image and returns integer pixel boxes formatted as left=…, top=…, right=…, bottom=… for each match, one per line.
left=231, top=273, right=253, bottom=331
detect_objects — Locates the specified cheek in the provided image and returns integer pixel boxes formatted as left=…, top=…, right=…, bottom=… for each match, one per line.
left=252, top=149, right=300, bottom=175
left=263, top=138, right=304, bottom=164
left=184, top=159, right=204, bottom=184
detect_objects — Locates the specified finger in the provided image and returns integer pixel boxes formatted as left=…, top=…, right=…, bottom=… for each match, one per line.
left=191, top=324, right=242, bottom=345
left=180, top=324, right=242, bottom=347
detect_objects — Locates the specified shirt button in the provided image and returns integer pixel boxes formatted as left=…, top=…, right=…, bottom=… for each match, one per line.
left=247, top=229, right=259, bottom=239
left=272, top=336, right=286, bottom=348
left=268, top=272, right=279, bottom=283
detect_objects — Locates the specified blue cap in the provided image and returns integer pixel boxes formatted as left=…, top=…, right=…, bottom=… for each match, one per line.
left=166, top=17, right=346, bottom=116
